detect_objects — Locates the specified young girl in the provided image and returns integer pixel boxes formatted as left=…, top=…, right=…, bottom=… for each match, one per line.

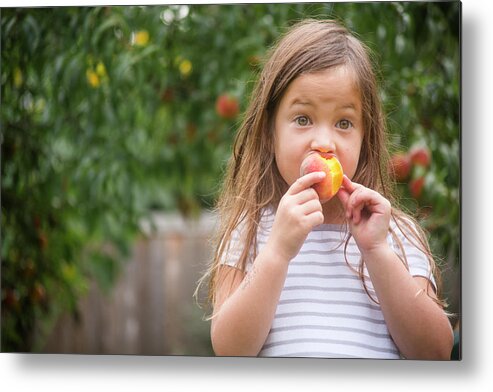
left=198, top=19, right=453, bottom=359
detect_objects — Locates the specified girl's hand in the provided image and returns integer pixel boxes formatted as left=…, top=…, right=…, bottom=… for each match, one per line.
left=267, top=171, right=326, bottom=262
left=337, top=175, right=391, bottom=256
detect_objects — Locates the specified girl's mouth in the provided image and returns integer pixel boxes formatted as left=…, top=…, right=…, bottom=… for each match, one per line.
left=310, top=152, right=336, bottom=160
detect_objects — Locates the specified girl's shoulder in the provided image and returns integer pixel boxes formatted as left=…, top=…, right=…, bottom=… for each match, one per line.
left=388, top=211, right=426, bottom=243
left=388, top=211, right=435, bottom=282
left=228, top=205, right=276, bottom=241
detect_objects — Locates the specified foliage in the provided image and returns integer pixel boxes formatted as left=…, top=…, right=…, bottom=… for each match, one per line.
left=1, top=3, right=460, bottom=352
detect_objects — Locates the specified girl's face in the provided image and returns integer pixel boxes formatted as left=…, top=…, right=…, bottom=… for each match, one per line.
left=273, top=66, right=364, bottom=195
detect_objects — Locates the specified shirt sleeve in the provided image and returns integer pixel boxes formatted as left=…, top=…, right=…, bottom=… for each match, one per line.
left=218, top=218, right=255, bottom=273
left=389, top=219, right=437, bottom=290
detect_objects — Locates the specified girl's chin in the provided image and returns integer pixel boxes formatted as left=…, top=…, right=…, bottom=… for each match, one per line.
left=321, top=199, right=345, bottom=224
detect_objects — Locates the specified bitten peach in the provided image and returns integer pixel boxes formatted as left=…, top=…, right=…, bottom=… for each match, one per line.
left=300, top=154, right=343, bottom=203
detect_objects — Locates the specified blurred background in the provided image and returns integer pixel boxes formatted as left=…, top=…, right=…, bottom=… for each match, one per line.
left=1, top=2, right=460, bottom=356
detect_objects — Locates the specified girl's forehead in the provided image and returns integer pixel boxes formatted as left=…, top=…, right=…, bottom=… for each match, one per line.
left=292, top=66, right=357, bottom=88
left=281, top=66, right=361, bottom=108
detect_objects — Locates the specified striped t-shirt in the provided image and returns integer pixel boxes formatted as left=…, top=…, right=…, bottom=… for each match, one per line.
left=221, top=206, right=435, bottom=359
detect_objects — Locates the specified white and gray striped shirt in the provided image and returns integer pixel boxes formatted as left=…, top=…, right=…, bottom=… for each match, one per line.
left=221, top=206, right=435, bottom=359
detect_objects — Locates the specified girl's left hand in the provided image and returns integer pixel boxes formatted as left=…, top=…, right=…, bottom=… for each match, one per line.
left=337, top=175, right=391, bottom=256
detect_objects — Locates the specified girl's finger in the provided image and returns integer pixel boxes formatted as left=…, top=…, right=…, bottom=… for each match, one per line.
left=351, top=198, right=365, bottom=224
left=337, top=187, right=349, bottom=204
left=349, top=187, right=379, bottom=212
left=340, top=175, right=359, bottom=194
left=347, top=186, right=369, bottom=223
left=295, top=187, right=320, bottom=205
left=299, top=198, right=323, bottom=216
left=336, top=187, right=351, bottom=217
left=349, top=187, right=387, bottom=224
left=288, top=171, right=326, bottom=196
left=305, top=210, right=325, bottom=228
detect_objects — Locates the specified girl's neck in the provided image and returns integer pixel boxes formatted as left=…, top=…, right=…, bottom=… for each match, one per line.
left=322, top=198, right=346, bottom=225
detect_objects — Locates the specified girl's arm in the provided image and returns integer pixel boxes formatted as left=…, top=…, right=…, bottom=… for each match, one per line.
left=337, top=175, right=453, bottom=359
left=362, top=246, right=453, bottom=359
left=210, top=247, right=289, bottom=356
left=211, top=172, right=326, bottom=356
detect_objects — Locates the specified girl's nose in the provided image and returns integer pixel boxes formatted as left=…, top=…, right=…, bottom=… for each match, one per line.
left=311, top=126, right=336, bottom=152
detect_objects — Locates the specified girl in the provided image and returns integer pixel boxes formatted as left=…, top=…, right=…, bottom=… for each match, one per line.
left=197, top=19, right=453, bottom=359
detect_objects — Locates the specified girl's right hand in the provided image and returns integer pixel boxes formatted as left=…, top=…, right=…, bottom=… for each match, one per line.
left=266, top=171, right=326, bottom=262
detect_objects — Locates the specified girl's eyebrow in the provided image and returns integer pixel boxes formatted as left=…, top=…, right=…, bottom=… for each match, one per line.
left=290, top=98, right=359, bottom=111
left=289, top=98, right=314, bottom=107
left=340, top=103, right=358, bottom=111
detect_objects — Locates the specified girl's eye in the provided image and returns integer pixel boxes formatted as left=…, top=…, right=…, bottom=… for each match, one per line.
left=337, top=119, right=353, bottom=130
left=295, top=116, right=310, bottom=127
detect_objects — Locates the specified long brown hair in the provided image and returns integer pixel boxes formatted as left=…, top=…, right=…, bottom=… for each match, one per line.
left=196, top=19, right=446, bottom=314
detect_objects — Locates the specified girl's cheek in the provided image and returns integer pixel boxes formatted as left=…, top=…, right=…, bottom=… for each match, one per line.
left=340, top=149, right=360, bottom=180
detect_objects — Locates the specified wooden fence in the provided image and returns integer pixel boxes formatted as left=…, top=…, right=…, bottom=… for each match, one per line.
left=42, top=212, right=216, bottom=356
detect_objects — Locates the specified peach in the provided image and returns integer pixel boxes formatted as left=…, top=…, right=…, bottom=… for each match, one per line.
left=300, top=154, right=343, bottom=203
left=389, top=152, right=411, bottom=181
left=215, top=94, right=239, bottom=119
left=410, top=146, right=431, bottom=168
left=409, top=176, right=425, bottom=199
